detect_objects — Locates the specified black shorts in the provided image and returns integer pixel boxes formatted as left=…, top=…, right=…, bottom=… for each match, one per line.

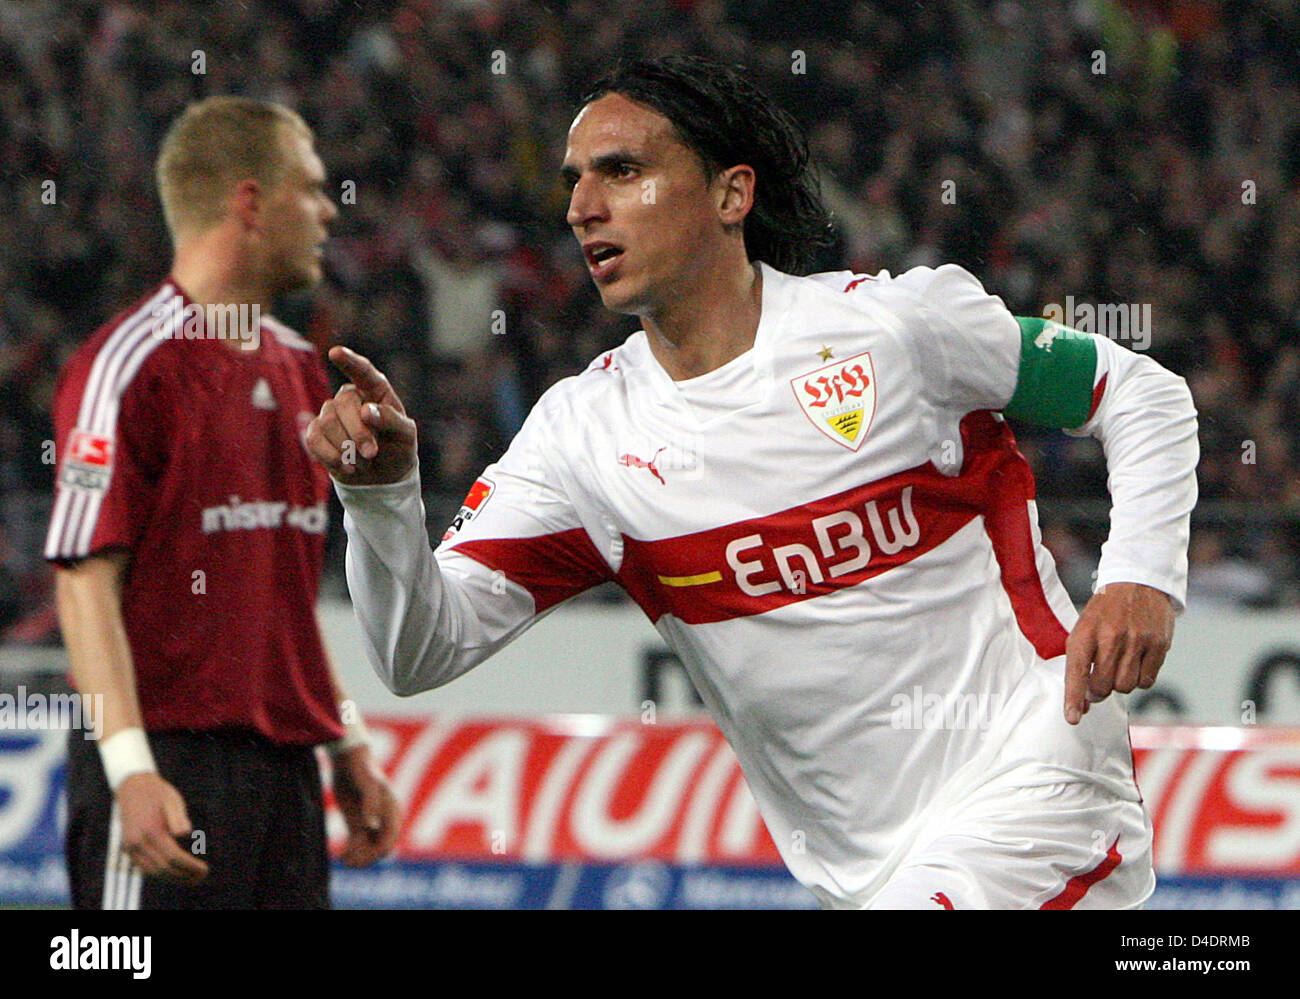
left=65, top=727, right=329, bottom=909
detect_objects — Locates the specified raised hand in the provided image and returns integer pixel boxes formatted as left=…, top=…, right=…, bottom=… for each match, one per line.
left=306, top=346, right=418, bottom=485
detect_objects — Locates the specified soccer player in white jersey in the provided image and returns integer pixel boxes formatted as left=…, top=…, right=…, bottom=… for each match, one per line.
left=306, top=57, right=1197, bottom=909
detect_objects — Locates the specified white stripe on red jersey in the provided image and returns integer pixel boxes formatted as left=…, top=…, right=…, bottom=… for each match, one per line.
left=47, top=282, right=176, bottom=561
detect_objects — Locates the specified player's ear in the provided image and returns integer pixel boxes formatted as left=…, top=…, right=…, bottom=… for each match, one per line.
left=715, top=164, right=755, bottom=226
left=230, top=178, right=263, bottom=231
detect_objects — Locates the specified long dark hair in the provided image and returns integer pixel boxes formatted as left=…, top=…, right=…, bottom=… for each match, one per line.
left=582, top=55, right=835, bottom=276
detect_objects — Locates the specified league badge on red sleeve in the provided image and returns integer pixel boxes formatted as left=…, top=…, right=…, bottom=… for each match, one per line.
left=791, top=351, right=877, bottom=451
left=442, top=477, right=496, bottom=541
left=60, top=429, right=115, bottom=492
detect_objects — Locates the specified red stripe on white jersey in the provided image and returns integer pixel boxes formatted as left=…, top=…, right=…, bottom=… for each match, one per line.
left=450, top=527, right=614, bottom=614
left=448, top=414, right=1069, bottom=656
left=963, top=412, right=1070, bottom=659
left=1087, top=371, right=1109, bottom=421
left=1039, top=837, right=1122, bottom=909
left=617, top=469, right=976, bottom=626
left=615, top=411, right=1071, bottom=650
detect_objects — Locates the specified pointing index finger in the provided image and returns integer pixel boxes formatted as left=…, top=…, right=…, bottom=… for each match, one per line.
left=330, top=346, right=394, bottom=405
left=1063, top=632, right=1094, bottom=726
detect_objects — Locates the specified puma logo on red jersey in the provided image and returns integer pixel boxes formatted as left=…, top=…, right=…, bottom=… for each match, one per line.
left=618, top=447, right=667, bottom=485
left=931, top=891, right=954, bottom=909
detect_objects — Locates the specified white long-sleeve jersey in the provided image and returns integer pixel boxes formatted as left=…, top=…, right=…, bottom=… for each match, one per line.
left=336, top=262, right=1198, bottom=907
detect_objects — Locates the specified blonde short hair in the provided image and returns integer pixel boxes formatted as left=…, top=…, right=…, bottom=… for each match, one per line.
left=155, top=96, right=313, bottom=238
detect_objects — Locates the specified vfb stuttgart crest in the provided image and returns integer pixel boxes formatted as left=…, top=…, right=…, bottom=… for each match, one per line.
left=791, top=351, right=877, bottom=451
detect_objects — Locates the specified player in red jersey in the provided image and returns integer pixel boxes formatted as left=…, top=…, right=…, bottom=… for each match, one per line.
left=46, top=97, right=398, bottom=908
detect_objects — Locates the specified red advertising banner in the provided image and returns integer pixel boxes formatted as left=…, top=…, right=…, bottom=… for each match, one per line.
left=334, top=718, right=1300, bottom=875
left=338, top=716, right=781, bottom=864
left=1131, top=726, right=1300, bottom=876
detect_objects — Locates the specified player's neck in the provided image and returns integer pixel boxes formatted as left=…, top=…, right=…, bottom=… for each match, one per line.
left=642, top=263, right=763, bottom=381
left=171, top=236, right=274, bottom=354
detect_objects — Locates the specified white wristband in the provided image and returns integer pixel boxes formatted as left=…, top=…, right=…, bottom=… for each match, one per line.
left=99, top=727, right=158, bottom=792
left=327, top=711, right=371, bottom=757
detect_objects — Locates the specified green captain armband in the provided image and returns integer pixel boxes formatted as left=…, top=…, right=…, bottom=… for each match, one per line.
left=1004, top=317, right=1099, bottom=428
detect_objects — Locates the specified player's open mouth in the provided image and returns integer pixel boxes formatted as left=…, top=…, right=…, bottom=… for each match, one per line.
left=583, top=241, right=624, bottom=282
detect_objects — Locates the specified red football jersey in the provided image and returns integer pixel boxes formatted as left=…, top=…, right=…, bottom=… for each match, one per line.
left=45, top=278, right=343, bottom=745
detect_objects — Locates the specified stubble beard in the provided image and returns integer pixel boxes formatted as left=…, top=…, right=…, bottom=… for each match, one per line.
left=267, top=251, right=322, bottom=299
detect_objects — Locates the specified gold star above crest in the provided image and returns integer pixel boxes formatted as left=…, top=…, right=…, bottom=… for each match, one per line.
left=817, top=346, right=834, bottom=362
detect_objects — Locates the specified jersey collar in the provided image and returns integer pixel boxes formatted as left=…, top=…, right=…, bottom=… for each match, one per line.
left=640, top=261, right=790, bottom=409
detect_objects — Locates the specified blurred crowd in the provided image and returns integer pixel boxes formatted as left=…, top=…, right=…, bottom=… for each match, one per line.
left=2, top=0, right=1299, bottom=638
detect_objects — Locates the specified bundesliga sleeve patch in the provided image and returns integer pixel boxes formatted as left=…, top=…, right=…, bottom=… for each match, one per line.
left=442, top=477, right=495, bottom=541
left=59, top=429, right=115, bottom=493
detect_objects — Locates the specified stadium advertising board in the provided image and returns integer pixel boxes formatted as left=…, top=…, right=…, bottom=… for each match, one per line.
left=2, top=722, right=1299, bottom=908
